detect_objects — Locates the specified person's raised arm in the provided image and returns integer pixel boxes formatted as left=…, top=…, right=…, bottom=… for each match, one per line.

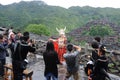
left=73, top=45, right=81, bottom=52
left=49, top=38, right=57, bottom=42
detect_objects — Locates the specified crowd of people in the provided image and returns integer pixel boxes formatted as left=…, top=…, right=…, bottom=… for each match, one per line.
left=0, top=27, right=36, bottom=80
left=0, top=27, right=111, bottom=80
left=85, top=37, right=111, bottom=80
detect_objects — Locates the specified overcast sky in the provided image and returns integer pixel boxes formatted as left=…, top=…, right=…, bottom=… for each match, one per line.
left=0, top=0, right=120, bottom=8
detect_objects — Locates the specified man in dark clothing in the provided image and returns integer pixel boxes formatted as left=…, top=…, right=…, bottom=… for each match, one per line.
left=85, top=41, right=99, bottom=77
left=91, top=41, right=99, bottom=62
left=0, top=34, right=8, bottom=77
left=89, top=45, right=111, bottom=80
left=12, top=32, right=35, bottom=80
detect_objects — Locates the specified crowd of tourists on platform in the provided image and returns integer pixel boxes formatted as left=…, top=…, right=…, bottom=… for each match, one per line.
left=85, top=37, right=111, bottom=80
left=0, top=27, right=111, bottom=80
left=0, top=27, right=36, bottom=80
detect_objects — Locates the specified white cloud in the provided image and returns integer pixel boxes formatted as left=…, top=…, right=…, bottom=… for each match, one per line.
left=0, top=0, right=33, bottom=5
left=42, top=0, right=120, bottom=8
left=0, top=0, right=20, bottom=5
left=0, top=0, right=120, bottom=8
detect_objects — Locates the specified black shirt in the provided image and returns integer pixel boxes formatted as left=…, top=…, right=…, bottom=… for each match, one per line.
left=43, top=50, right=60, bottom=77
left=12, top=41, right=35, bottom=61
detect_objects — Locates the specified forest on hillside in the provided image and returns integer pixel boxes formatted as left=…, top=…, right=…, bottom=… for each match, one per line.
left=0, top=1, right=120, bottom=35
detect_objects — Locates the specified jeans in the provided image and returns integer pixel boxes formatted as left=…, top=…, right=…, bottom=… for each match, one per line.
left=45, top=73, right=58, bottom=80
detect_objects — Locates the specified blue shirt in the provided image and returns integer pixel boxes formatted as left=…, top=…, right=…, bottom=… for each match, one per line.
left=0, top=43, right=7, bottom=59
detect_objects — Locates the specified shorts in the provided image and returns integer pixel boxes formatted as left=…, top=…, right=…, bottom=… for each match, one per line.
left=65, top=71, right=79, bottom=80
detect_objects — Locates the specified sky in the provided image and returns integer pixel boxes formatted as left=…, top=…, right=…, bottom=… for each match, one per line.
left=0, top=0, right=120, bottom=8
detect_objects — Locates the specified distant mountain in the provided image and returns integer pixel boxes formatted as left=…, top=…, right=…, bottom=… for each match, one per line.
left=0, top=1, right=120, bottom=34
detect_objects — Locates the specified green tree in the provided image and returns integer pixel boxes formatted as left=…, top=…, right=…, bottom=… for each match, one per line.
left=25, top=24, right=50, bottom=36
left=89, top=25, right=114, bottom=37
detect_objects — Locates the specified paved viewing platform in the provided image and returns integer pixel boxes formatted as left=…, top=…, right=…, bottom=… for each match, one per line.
left=6, top=55, right=120, bottom=80
left=31, top=60, right=120, bottom=80
left=28, top=55, right=120, bottom=80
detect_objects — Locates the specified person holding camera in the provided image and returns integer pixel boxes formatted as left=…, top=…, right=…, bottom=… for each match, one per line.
left=63, top=44, right=81, bottom=80
left=12, top=32, right=36, bottom=80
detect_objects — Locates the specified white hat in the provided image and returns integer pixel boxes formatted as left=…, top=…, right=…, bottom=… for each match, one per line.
left=87, top=61, right=93, bottom=65
left=8, top=31, right=14, bottom=39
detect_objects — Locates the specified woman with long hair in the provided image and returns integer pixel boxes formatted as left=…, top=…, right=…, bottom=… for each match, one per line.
left=43, top=41, right=60, bottom=80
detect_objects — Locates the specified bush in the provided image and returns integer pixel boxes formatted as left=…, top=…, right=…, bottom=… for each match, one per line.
left=25, top=24, right=50, bottom=36
left=89, top=25, right=114, bottom=37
